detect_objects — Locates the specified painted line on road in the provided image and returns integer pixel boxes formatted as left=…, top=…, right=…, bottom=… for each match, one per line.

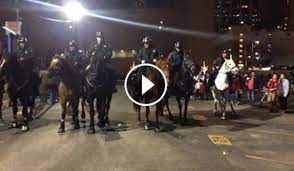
left=245, top=155, right=294, bottom=166
left=208, top=135, right=232, bottom=145
left=249, top=129, right=294, bottom=138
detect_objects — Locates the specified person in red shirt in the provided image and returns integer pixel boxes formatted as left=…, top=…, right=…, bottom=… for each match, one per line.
left=246, top=72, right=255, bottom=106
left=267, top=73, right=279, bottom=112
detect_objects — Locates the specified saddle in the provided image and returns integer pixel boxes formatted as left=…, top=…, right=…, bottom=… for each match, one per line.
left=85, top=63, right=109, bottom=88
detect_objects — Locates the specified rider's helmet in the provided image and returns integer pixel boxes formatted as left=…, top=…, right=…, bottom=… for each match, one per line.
left=174, top=41, right=183, bottom=51
left=18, top=36, right=28, bottom=44
left=141, top=36, right=152, bottom=45
left=96, top=32, right=104, bottom=39
left=68, top=40, right=78, bottom=52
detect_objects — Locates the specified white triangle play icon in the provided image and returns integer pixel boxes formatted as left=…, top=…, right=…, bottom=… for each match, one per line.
left=141, top=75, right=155, bottom=95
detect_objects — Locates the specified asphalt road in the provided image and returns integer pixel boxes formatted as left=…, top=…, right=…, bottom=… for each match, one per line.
left=0, top=86, right=294, bottom=171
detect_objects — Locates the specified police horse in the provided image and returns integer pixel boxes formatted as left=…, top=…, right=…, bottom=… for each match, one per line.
left=128, top=62, right=166, bottom=132
left=84, top=55, right=116, bottom=134
left=211, top=55, right=239, bottom=120
left=0, top=53, right=40, bottom=131
left=48, top=55, right=81, bottom=133
left=157, top=57, right=197, bottom=124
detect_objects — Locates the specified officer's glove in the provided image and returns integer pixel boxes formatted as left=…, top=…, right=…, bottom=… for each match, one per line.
left=141, top=60, right=146, bottom=64
left=153, top=59, right=158, bottom=63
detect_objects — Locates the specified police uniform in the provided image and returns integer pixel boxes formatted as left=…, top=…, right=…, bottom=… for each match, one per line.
left=168, top=41, right=185, bottom=87
left=86, top=36, right=115, bottom=88
left=135, top=36, right=159, bottom=82
left=136, top=47, right=159, bottom=64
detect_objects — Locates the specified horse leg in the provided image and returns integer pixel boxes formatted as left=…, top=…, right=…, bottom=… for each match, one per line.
left=183, top=96, right=190, bottom=124
left=211, top=89, right=218, bottom=116
left=0, top=92, right=3, bottom=121
left=58, top=101, right=67, bottom=133
left=165, top=98, right=173, bottom=120
left=176, top=97, right=183, bottom=123
left=96, top=99, right=105, bottom=128
left=28, top=96, right=35, bottom=121
left=80, top=97, right=86, bottom=127
left=20, top=97, right=29, bottom=131
left=87, top=100, right=95, bottom=134
left=154, top=104, right=161, bottom=132
left=104, top=95, right=112, bottom=126
left=11, top=98, right=18, bottom=128
left=137, top=105, right=141, bottom=123
left=221, top=94, right=227, bottom=120
left=144, top=106, right=151, bottom=130
left=72, top=99, right=80, bottom=130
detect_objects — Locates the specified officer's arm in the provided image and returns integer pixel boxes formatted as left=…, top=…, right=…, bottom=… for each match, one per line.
left=151, top=49, right=159, bottom=62
left=104, top=46, right=113, bottom=61
left=136, top=49, right=143, bottom=63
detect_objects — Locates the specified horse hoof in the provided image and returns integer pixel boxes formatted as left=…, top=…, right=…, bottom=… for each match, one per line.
left=144, top=124, right=151, bottom=130
left=74, top=124, right=80, bottom=130
left=87, top=128, right=96, bottom=134
left=21, top=125, right=29, bottom=132
left=154, top=127, right=161, bottom=133
left=11, top=122, right=17, bottom=128
left=97, top=121, right=105, bottom=128
left=221, top=116, right=226, bottom=120
left=81, top=120, right=86, bottom=128
left=58, top=127, right=65, bottom=133
left=28, top=116, right=34, bottom=122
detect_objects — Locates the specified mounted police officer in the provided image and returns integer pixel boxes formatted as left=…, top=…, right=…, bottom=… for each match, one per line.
left=16, top=36, right=33, bottom=62
left=136, top=36, right=159, bottom=65
left=86, top=32, right=117, bottom=92
left=65, top=40, right=85, bottom=71
left=168, top=41, right=185, bottom=88
left=15, top=36, right=39, bottom=81
left=135, top=36, right=159, bottom=84
left=210, top=49, right=233, bottom=89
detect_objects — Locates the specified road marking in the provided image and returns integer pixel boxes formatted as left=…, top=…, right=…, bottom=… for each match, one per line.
left=245, top=155, right=294, bottom=166
left=192, top=115, right=207, bottom=121
left=249, top=129, right=294, bottom=138
left=208, top=135, right=232, bottom=145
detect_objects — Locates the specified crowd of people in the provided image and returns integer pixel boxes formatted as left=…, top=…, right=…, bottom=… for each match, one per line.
left=193, top=63, right=293, bottom=113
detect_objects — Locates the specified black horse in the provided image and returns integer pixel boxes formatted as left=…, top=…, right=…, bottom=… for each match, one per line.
left=85, top=59, right=116, bottom=134
left=0, top=53, right=40, bottom=131
left=161, top=57, right=197, bottom=124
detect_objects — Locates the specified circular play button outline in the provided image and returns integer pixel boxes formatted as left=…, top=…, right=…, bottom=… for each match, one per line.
left=124, top=63, right=168, bottom=107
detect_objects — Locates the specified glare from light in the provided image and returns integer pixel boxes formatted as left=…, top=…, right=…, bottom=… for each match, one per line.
left=63, top=1, right=87, bottom=21
left=254, top=40, right=260, bottom=44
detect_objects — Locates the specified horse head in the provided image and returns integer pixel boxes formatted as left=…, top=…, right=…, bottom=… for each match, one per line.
left=48, top=54, right=66, bottom=77
left=183, top=57, right=196, bottom=78
left=221, top=55, right=238, bottom=74
left=156, top=57, right=170, bottom=84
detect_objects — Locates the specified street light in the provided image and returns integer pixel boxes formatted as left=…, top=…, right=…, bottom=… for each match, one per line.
left=63, top=1, right=87, bottom=22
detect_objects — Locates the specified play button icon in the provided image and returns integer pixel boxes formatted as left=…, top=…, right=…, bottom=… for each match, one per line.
left=124, top=63, right=168, bottom=107
left=141, top=75, right=155, bottom=95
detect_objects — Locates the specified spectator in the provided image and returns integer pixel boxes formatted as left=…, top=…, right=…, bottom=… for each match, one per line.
left=278, top=73, right=290, bottom=113
left=230, top=74, right=241, bottom=105
left=267, top=73, right=279, bottom=112
left=204, top=72, right=212, bottom=100
left=246, top=72, right=256, bottom=106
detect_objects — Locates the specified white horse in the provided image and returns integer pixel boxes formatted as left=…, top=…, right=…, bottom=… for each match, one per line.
left=211, top=55, right=239, bottom=120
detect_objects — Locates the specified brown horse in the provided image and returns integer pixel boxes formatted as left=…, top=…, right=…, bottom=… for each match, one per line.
left=48, top=55, right=81, bottom=133
left=129, top=63, right=165, bottom=132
